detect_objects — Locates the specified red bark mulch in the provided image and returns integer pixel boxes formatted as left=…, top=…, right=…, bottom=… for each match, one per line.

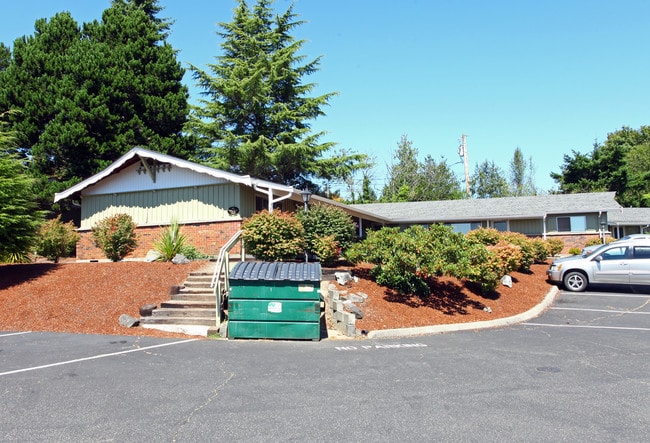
left=0, top=260, right=554, bottom=338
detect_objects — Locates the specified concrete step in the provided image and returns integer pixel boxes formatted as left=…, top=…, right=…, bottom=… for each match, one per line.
left=161, top=300, right=216, bottom=309
left=183, top=280, right=214, bottom=288
left=177, top=287, right=214, bottom=295
left=140, top=316, right=217, bottom=326
left=171, top=293, right=216, bottom=302
left=149, top=307, right=216, bottom=318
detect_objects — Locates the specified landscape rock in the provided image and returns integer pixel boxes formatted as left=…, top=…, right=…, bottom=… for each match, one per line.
left=145, top=250, right=162, bottom=262
left=501, top=275, right=513, bottom=288
left=119, top=314, right=140, bottom=327
left=343, top=300, right=364, bottom=319
left=139, top=303, right=157, bottom=316
left=335, top=271, right=353, bottom=286
left=172, top=254, right=190, bottom=264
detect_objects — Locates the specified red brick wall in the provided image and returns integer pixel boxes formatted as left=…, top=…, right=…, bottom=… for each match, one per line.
left=76, top=220, right=243, bottom=260
left=544, top=233, right=610, bottom=254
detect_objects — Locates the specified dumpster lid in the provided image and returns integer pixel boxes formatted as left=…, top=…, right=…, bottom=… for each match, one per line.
left=230, top=261, right=321, bottom=282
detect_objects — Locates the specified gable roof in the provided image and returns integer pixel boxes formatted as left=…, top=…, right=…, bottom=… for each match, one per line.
left=348, top=192, right=621, bottom=224
left=607, top=207, right=650, bottom=226
left=53, top=147, right=293, bottom=202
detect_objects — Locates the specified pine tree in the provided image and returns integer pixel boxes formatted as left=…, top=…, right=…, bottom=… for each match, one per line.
left=0, top=118, right=45, bottom=262
left=470, top=160, right=510, bottom=198
left=188, top=0, right=366, bottom=189
left=0, top=1, right=190, bottom=215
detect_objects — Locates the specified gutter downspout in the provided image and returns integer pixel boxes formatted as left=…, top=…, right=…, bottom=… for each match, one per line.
left=253, top=183, right=294, bottom=212
left=542, top=214, right=547, bottom=240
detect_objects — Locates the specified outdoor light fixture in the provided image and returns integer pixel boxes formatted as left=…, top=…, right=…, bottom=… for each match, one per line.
left=300, top=189, right=312, bottom=212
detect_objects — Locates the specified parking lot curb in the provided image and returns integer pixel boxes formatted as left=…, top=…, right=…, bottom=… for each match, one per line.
left=366, top=285, right=560, bottom=339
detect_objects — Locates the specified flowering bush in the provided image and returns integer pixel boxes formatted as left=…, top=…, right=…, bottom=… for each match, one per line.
left=91, top=213, right=137, bottom=262
left=35, top=216, right=79, bottom=262
left=241, top=210, right=305, bottom=261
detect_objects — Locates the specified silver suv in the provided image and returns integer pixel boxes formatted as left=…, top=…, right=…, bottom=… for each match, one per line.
left=547, top=239, right=650, bottom=292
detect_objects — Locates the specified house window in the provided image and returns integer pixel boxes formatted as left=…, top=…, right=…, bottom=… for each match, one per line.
left=557, top=216, right=587, bottom=232
left=493, top=221, right=508, bottom=231
left=449, top=222, right=481, bottom=234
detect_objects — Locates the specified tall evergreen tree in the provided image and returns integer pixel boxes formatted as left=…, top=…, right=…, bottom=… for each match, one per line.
left=381, top=135, right=462, bottom=202
left=188, top=0, right=366, bottom=189
left=509, top=147, right=537, bottom=196
left=0, top=0, right=190, bottom=216
left=381, top=135, right=421, bottom=202
left=551, top=125, right=650, bottom=206
left=420, top=155, right=464, bottom=201
left=470, top=160, right=510, bottom=198
left=0, top=117, right=45, bottom=262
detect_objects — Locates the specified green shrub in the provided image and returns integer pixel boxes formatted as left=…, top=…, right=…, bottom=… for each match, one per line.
left=241, top=210, right=305, bottom=261
left=35, top=216, right=79, bottom=263
left=585, top=237, right=615, bottom=247
left=568, top=247, right=582, bottom=255
left=546, top=238, right=564, bottom=256
left=531, top=238, right=551, bottom=262
left=311, top=235, right=340, bottom=266
left=0, top=250, right=31, bottom=264
left=296, top=203, right=357, bottom=258
left=180, top=244, right=209, bottom=260
left=346, top=224, right=503, bottom=295
left=92, top=213, right=137, bottom=262
left=465, top=227, right=501, bottom=245
left=153, top=219, right=188, bottom=261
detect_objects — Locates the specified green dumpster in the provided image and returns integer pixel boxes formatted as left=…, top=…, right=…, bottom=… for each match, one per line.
left=227, top=261, right=322, bottom=340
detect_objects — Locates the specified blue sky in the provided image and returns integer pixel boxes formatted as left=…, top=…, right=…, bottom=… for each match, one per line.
left=2, top=0, right=649, bottom=197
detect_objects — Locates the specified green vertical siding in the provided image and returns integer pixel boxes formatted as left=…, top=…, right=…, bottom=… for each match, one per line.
left=81, top=184, right=243, bottom=228
left=510, top=219, right=544, bottom=235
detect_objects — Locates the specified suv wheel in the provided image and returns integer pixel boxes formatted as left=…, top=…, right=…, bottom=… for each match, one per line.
left=563, top=271, right=588, bottom=292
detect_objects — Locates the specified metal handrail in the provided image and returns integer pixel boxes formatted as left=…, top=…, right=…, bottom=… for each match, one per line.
left=211, top=230, right=244, bottom=326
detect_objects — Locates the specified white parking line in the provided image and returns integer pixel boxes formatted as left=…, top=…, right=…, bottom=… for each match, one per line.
left=523, top=323, right=650, bottom=331
left=0, top=339, right=198, bottom=377
left=0, top=331, right=32, bottom=338
left=551, top=307, right=650, bottom=315
left=574, top=293, right=650, bottom=298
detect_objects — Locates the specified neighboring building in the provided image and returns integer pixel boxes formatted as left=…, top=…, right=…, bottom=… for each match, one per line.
left=54, top=148, right=644, bottom=259
left=607, top=207, right=650, bottom=238
left=349, top=193, right=622, bottom=253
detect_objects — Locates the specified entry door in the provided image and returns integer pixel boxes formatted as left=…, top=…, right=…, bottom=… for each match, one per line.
left=593, top=246, right=630, bottom=284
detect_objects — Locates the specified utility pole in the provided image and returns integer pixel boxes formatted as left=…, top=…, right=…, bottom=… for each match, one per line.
left=458, top=134, right=471, bottom=198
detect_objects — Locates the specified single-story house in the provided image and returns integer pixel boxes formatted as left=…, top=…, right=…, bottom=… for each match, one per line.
left=54, top=147, right=647, bottom=260
left=53, top=147, right=385, bottom=260
left=348, top=192, right=624, bottom=252
left=606, top=207, right=650, bottom=238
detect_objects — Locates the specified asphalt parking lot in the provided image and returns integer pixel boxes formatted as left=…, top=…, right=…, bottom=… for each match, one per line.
left=1, top=286, right=648, bottom=441
left=525, top=286, right=650, bottom=331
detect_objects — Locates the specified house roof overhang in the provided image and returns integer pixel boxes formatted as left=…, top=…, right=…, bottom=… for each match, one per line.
left=53, top=147, right=293, bottom=203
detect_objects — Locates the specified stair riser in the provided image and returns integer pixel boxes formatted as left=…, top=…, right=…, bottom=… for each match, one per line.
left=150, top=309, right=216, bottom=318
left=171, top=294, right=216, bottom=302
left=183, top=282, right=214, bottom=288
left=161, top=302, right=216, bottom=309
left=140, top=317, right=217, bottom=326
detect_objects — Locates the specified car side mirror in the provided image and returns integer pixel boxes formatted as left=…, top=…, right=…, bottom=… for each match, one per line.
left=594, top=255, right=602, bottom=262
